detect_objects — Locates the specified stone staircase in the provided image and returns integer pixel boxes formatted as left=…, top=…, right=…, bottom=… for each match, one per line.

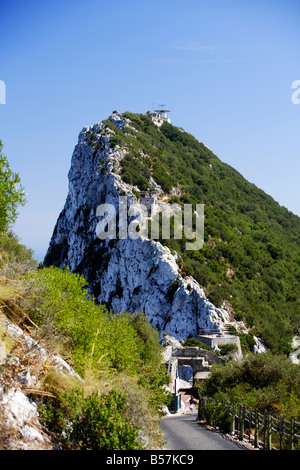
left=222, top=322, right=236, bottom=335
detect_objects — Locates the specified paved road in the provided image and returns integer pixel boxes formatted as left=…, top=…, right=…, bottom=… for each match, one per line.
left=160, top=412, right=246, bottom=451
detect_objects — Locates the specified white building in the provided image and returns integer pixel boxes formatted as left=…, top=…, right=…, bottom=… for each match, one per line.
left=147, top=107, right=171, bottom=127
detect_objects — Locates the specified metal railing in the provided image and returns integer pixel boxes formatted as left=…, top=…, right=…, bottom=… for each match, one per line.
left=198, top=397, right=300, bottom=450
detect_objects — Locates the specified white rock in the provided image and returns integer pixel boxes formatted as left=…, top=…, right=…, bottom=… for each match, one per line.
left=0, top=315, right=81, bottom=449
left=253, top=336, right=267, bottom=354
left=290, top=336, right=300, bottom=364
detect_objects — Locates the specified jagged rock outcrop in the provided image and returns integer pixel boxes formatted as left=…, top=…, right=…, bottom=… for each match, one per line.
left=44, top=112, right=229, bottom=340
left=0, top=315, right=81, bottom=450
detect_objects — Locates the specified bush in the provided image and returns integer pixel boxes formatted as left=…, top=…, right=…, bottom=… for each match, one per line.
left=20, top=267, right=170, bottom=448
left=197, top=352, right=300, bottom=419
left=239, top=332, right=256, bottom=353
left=0, top=230, right=37, bottom=276
left=120, top=153, right=150, bottom=191
left=183, top=337, right=214, bottom=352
left=199, top=400, right=230, bottom=432
left=40, top=388, right=142, bottom=450
left=23, top=267, right=143, bottom=375
left=218, top=343, right=238, bottom=357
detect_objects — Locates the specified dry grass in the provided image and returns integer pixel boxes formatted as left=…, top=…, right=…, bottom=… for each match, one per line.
left=42, top=367, right=82, bottom=397
left=110, top=373, right=165, bottom=449
left=0, top=277, right=18, bottom=300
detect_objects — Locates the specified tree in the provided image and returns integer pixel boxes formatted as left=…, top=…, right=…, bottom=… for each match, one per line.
left=0, top=141, right=26, bottom=232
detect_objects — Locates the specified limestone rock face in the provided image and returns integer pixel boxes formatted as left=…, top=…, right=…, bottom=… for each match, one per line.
left=0, top=315, right=81, bottom=450
left=44, top=112, right=229, bottom=340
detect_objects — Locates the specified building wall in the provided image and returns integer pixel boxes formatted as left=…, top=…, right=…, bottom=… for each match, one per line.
left=198, top=335, right=242, bottom=358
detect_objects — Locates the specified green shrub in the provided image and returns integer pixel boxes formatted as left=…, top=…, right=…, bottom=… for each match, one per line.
left=20, top=267, right=170, bottom=448
left=167, top=279, right=179, bottom=301
left=39, top=388, right=142, bottom=450
left=202, top=400, right=215, bottom=426
left=0, top=230, right=37, bottom=275
left=183, top=337, right=214, bottom=352
left=218, top=343, right=238, bottom=357
left=197, top=353, right=300, bottom=419
left=120, top=153, right=150, bottom=191
left=23, top=267, right=143, bottom=375
left=239, top=332, right=256, bottom=353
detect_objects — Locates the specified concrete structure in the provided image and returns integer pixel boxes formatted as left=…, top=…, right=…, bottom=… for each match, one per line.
left=162, top=329, right=242, bottom=395
left=139, top=189, right=159, bottom=216
left=198, top=329, right=242, bottom=359
left=165, top=345, right=224, bottom=392
left=147, top=107, right=171, bottom=127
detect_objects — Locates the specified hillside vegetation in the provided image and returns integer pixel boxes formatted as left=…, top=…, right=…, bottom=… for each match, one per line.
left=197, top=352, right=300, bottom=420
left=105, top=112, right=300, bottom=355
left=0, top=259, right=171, bottom=449
left=0, top=142, right=170, bottom=449
left=1, top=112, right=300, bottom=449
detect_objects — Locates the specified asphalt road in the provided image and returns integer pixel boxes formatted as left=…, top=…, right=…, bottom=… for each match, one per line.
left=160, top=412, right=246, bottom=451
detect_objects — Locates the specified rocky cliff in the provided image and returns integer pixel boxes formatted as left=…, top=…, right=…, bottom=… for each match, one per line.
left=44, top=112, right=229, bottom=340
left=0, top=314, right=81, bottom=449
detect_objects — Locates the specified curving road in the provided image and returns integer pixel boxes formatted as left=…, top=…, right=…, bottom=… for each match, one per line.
left=160, top=412, right=246, bottom=451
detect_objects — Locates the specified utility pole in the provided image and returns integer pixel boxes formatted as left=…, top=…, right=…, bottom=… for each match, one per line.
left=174, top=369, right=178, bottom=413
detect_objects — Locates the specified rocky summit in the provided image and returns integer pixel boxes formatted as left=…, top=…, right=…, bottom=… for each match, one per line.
left=44, top=110, right=300, bottom=354
left=44, top=112, right=229, bottom=339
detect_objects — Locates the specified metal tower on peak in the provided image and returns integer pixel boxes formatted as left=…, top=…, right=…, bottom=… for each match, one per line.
left=147, top=105, right=171, bottom=127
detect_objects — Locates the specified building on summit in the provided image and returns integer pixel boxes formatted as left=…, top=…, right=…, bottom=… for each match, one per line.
left=147, top=105, right=171, bottom=127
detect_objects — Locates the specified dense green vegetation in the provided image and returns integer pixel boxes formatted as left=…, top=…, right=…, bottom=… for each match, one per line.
left=1, top=259, right=171, bottom=449
left=197, top=353, right=300, bottom=420
left=40, top=388, right=142, bottom=450
left=20, top=266, right=171, bottom=449
left=106, top=112, right=300, bottom=355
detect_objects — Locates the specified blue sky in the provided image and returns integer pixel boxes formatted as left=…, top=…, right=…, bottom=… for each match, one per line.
left=0, top=0, right=299, bottom=261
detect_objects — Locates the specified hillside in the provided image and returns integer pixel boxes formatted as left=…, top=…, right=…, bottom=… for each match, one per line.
left=1, top=112, right=300, bottom=450
left=45, top=111, right=300, bottom=355
left=0, top=144, right=171, bottom=450
left=112, top=111, right=300, bottom=354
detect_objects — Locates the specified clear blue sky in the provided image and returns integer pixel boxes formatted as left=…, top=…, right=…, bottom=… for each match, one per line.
left=1, top=0, right=299, bottom=261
